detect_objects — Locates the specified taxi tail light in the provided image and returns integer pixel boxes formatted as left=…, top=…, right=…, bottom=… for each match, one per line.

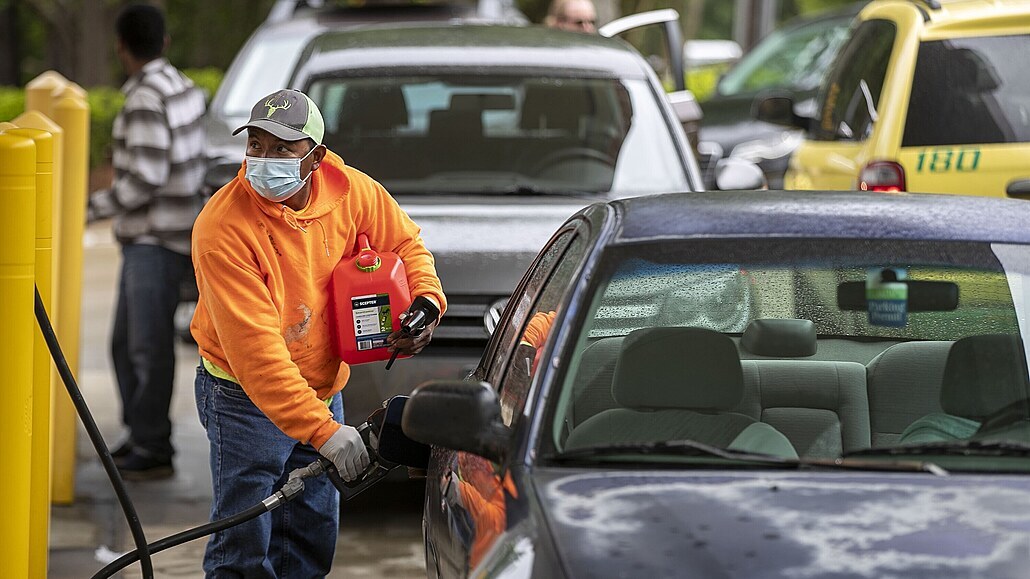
left=858, top=161, right=906, bottom=193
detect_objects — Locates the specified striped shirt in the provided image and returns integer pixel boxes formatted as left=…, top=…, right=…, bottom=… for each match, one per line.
left=89, top=58, right=207, bottom=255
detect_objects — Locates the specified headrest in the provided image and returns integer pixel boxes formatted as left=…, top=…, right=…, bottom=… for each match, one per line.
left=338, top=86, right=408, bottom=131
left=520, top=85, right=592, bottom=131
left=428, top=108, right=482, bottom=139
left=613, top=327, right=743, bottom=410
left=941, top=334, right=1030, bottom=420
left=741, top=319, right=817, bottom=357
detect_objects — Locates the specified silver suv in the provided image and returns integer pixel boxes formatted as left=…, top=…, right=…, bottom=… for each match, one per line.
left=202, top=0, right=526, bottom=173
left=283, top=23, right=706, bottom=423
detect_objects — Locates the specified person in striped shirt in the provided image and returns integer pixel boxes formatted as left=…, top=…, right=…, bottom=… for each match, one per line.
left=87, top=2, right=207, bottom=480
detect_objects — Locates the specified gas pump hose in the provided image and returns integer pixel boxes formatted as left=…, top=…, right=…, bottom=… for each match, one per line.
left=35, top=287, right=329, bottom=579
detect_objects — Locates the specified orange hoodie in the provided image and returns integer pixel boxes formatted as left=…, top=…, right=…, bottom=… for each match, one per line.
left=191, top=150, right=446, bottom=449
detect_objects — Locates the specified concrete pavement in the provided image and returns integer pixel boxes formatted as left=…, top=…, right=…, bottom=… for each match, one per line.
left=46, top=221, right=426, bottom=578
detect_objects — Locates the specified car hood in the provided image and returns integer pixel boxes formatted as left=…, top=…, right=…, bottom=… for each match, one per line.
left=699, top=93, right=817, bottom=154
left=398, top=196, right=588, bottom=294
left=533, top=469, right=1030, bottom=578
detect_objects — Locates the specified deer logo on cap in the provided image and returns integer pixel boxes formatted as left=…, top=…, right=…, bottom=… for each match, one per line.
left=264, top=96, right=292, bottom=118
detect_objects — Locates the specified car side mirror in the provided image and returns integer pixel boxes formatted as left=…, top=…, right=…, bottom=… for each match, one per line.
left=401, top=380, right=508, bottom=463
left=668, top=89, right=703, bottom=126
left=753, top=94, right=808, bottom=130
left=203, top=161, right=239, bottom=195
left=668, top=90, right=703, bottom=155
left=714, top=157, right=767, bottom=191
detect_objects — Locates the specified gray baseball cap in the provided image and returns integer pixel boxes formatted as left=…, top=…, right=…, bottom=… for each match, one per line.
left=232, top=89, right=325, bottom=144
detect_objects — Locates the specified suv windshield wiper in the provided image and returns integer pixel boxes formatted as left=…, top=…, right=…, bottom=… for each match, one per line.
left=847, top=440, right=1030, bottom=458
left=549, top=440, right=949, bottom=476
left=491, top=184, right=601, bottom=198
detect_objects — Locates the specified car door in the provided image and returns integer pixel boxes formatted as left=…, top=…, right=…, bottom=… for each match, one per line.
left=786, top=17, right=902, bottom=190
left=897, top=32, right=1030, bottom=198
left=600, top=10, right=704, bottom=154
left=425, top=218, right=594, bottom=577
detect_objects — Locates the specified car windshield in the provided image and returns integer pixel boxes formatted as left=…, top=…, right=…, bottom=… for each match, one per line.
left=547, top=238, right=1030, bottom=473
left=902, top=34, right=1030, bottom=147
left=717, top=14, right=853, bottom=97
left=305, top=74, right=690, bottom=195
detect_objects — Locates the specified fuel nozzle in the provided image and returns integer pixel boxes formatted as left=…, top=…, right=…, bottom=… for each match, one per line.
left=317, top=396, right=429, bottom=501
left=385, top=296, right=440, bottom=370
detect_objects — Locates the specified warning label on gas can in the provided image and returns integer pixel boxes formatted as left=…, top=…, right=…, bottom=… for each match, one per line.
left=352, top=293, right=392, bottom=351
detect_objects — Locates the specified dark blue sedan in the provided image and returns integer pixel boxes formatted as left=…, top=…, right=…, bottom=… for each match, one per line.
left=402, top=190, right=1030, bottom=578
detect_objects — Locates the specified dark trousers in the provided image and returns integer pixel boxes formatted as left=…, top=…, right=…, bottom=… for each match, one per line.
left=111, top=243, right=192, bottom=459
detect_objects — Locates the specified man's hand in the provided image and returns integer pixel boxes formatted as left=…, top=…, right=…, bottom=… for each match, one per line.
left=318, top=425, right=370, bottom=482
left=386, top=318, right=438, bottom=356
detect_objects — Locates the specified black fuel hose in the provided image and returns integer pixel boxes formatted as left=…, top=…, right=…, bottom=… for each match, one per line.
left=34, top=287, right=155, bottom=578
left=37, top=284, right=330, bottom=578
left=90, top=501, right=265, bottom=578
left=91, top=460, right=322, bottom=579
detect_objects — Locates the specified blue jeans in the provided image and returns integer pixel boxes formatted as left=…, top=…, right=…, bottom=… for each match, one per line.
left=195, top=366, right=342, bottom=578
left=112, top=243, right=192, bottom=459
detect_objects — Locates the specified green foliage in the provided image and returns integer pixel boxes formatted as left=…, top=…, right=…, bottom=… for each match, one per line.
left=687, top=63, right=731, bottom=102
left=1, top=66, right=223, bottom=169
left=0, top=87, right=25, bottom=122
left=183, top=67, right=224, bottom=103
left=86, top=87, right=123, bottom=169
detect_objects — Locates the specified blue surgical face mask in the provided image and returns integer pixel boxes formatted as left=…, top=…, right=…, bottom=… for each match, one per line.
left=245, top=147, right=316, bottom=202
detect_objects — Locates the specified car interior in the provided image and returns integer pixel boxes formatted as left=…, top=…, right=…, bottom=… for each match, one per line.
left=560, top=321, right=1030, bottom=459
left=308, top=75, right=639, bottom=191
left=549, top=246, right=1030, bottom=465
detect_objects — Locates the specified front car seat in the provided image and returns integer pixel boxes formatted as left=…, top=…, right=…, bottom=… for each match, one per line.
left=565, top=327, right=797, bottom=458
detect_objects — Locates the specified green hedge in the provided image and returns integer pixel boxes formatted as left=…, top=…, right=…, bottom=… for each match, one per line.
left=0, top=67, right=223, bottom=169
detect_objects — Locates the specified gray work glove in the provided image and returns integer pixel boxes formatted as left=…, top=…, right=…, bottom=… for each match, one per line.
left=318, top=425, right=370, bottom=482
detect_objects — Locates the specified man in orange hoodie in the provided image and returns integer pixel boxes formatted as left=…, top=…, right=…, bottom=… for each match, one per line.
left=191, top=88, right=446, bottom=577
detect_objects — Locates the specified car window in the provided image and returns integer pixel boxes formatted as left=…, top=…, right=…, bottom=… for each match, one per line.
left=219, top=34, right=312, bottom=117
left=548, top=238, right=1030, bottom=473
left=497, top=230, right=589, bottom=427
left=717, top=15, right=853, bottom=97
left=305, top=74, right=690, bottom=196
left=902, top=34, right=1030, bottom=147
left=475, top=224, right=588, bottom=426
left=813, top=19, right=895, bottom=142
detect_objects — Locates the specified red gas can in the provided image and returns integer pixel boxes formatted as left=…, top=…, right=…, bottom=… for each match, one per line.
left=329, top=234, right=412, bottom=365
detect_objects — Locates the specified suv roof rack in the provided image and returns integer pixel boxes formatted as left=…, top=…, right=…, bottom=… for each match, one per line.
left=911, top=0, right=942, bottom=10
left=265, top=0, right=517, bottom=23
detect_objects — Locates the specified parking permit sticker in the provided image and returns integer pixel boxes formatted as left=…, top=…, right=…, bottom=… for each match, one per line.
left=867, top=268, right=908, bottom=327
left=352, top=293, right=392, bottom=351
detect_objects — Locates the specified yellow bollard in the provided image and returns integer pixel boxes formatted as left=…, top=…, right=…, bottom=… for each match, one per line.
left=51, top=93, right=90, bottom=505
left=56, top=82, right=88, bottom=101
left=0, top=133, right=37, bottom=579
left=13, top=111, right=65, bottom=287
left=25, top=71, right=69, bottom=119
left=4, top=125, right=55, bottom=579
left=0, top=121, right=17, bottom=131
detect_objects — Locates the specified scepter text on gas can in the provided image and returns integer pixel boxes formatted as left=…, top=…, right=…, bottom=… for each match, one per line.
left=329, top=234, right=412, bottom=365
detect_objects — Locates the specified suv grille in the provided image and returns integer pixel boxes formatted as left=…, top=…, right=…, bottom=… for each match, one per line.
left=429, top=294, right=506, bottom=355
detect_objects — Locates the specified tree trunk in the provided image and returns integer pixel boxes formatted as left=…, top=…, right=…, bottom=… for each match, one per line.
left=596, top=0, right=620, bottom=27
left=0, top=2, right=21, bottom=85
left=74, top=0, right=114, bottom=87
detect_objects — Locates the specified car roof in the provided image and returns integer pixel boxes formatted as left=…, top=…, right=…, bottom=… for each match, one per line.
left=861, top=0, right=1030, bottom=36
left=612, top=190, right=1030, bottom=244
left=294, top=25, right=649, bottom=78
left=262, top=0, right=522, bottom=28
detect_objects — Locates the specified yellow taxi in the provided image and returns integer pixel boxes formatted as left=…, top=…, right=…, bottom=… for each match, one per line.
left=757, top=0, right=1030, bottom=197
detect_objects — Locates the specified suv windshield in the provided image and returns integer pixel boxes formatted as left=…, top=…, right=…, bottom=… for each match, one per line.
left=221, top=34, right=313, bottom=118
left=717, top=14, right=852, bottom=97
left=902, top=34, right=1030, bottom=147
left=306, top=74, right=690, bottom=196
left=547, top=239, right=1030, bottom=473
